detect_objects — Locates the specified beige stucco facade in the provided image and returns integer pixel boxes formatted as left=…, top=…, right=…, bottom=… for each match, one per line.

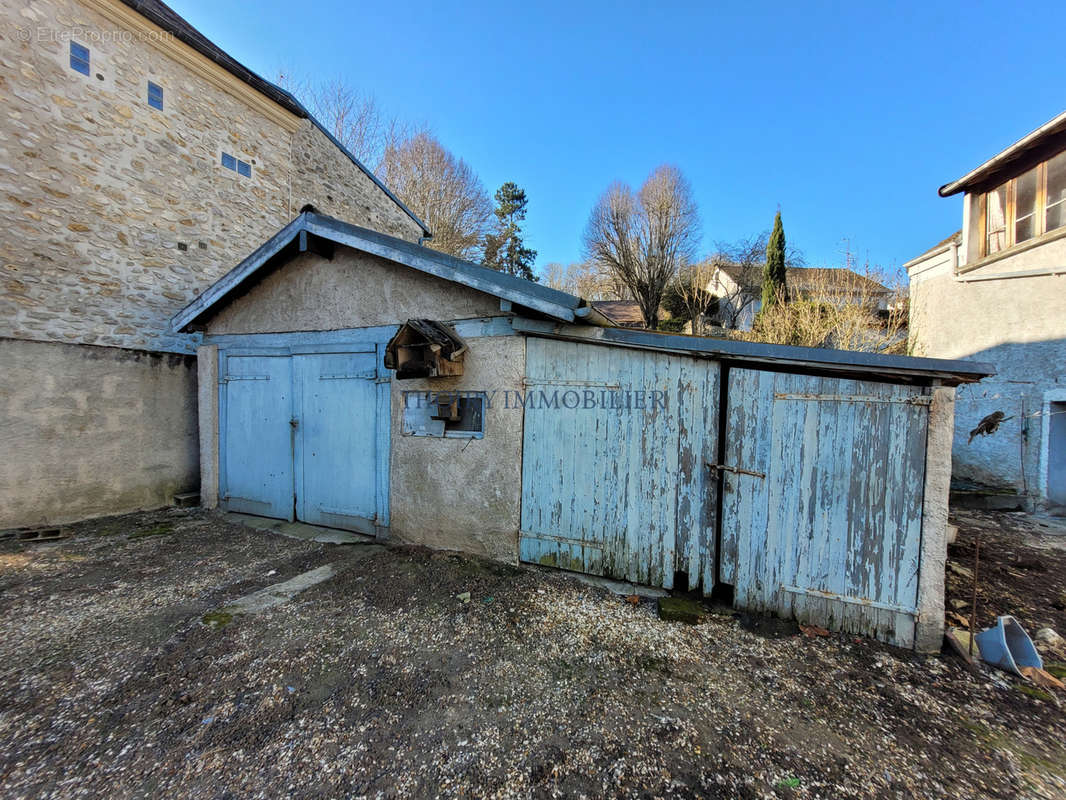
left=907, top=225, right=1066, bottom=508
left=205, top=249, right=502, bottom=335
left=0, top=0, right=426, bottom=528
left=197, top=244, right=525, bottom=560
left=0, top=337, right=198, bottom=528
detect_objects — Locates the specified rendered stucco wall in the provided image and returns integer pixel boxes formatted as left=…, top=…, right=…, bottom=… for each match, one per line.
left=0, top=0, right=422, bottom=527
left=914, top=386, right=955, bottom=652
left=0, top=338, right=199, bottom=528
left=909, top=253, right=1066, bottom=504
left=388, top=335, right=526, bottom=561
left=196, top=344, right=219, bottom=509
left=205, top=249, right=503, bottom=335
left=202, top=249, right=522, bottom=560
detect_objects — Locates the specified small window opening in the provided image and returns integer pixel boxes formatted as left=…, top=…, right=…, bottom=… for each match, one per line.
left=177, top=241, right=188, bottom=251
left=70, top=42, right=90, bottom=76
left=221, top=152, right=252, bottom=177
left=402, top=392, right=485, bottom=438
left=147, top=81, right=163, bottom=110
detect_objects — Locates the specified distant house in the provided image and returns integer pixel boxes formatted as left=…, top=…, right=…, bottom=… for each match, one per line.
left=706, top=265, right=892, bottom=331
left=905, top=110, right=1066, bottom=512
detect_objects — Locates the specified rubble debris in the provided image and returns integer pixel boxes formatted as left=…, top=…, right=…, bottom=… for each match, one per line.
left=1034, top=628, right=1063, bottom=649
left=1019, top=666, right=1066, bottom=692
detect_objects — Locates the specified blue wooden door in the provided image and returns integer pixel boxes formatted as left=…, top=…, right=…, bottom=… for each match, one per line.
left=519, top=338, right=719, bottom=590
left=294, top=353, right=379, bottom=534
left=719, top=369, right=929, bottom=647
left=220, top=355, right=295, bottom=520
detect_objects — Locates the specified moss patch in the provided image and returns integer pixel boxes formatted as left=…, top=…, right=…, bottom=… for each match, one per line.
left=128, top=524, right=175, bottom=540
left=1016, top=684, right=1053, bottom=702
left=1044, top=662, right=1066, bottom=680
left=201, top=610, right=233, bottom=629
left=658, top=596, right=707, bottom=625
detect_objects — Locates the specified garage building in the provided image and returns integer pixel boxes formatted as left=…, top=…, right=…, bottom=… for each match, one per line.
left=172, top=210, right=994, bottom=651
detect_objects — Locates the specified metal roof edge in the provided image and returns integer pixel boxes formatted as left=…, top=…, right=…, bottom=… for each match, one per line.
left=510, top=318, right=996, bottom=385
left=171, top=212, right=593, bottom=331
left=169, top=214, right=307, bottom=332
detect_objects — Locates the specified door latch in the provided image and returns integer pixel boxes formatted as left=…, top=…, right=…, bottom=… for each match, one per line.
left=705, top=461, right=765, bottom=479
left=290, top=417, right=299, bottom=429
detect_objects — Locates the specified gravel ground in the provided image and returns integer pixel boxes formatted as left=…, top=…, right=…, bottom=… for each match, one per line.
left=1, top=508, right=1065, bottom=799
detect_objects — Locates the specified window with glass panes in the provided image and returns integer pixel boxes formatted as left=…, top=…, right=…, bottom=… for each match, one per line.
left=975, top=152, right=1066, bottom=257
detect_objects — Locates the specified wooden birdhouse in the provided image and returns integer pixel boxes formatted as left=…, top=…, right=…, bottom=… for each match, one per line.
left=384, top=319, right=468, bottom=380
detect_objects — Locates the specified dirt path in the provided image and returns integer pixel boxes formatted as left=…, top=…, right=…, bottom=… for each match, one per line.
left=1, top=508, right=1064, bottom=799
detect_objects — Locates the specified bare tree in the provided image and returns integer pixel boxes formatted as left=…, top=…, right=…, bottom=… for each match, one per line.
left=378, top=133, right=492, bottom=261
left=583, top=165, right=700, bottom=329
left=541, top=261, right=624, bottom=299
left=276, top=72, right=415, bottom=168
left=666, top=259, right=719, bottom=335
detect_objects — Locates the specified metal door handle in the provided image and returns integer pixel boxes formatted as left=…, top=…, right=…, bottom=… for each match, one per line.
left=290, top=418, right=299, bottom=429
left=705, top=461, right=765, bottom=479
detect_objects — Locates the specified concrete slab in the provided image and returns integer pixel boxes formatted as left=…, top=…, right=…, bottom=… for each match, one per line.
left=544, top=568, right=669, bottom=599
left=224, top=513, right=374, bottom=545
left=222, top=565, right=339, bottom=615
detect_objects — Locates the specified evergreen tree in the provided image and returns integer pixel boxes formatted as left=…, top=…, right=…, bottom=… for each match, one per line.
left=484, top=182, right=537, bottom=281
left=761, top=210, right=788, bottom=309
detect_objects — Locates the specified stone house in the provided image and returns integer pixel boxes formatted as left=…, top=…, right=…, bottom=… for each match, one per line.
left=706, top=265, right=892, bottom=331
left=0, top=0, right=429, bottom=528
left=905, top=110, right=1066, bottom=512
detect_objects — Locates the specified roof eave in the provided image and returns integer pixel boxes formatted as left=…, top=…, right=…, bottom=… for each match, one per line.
left=170, top=212, right=590, bottom=332
left=938, top=110, right=1066, bottom=197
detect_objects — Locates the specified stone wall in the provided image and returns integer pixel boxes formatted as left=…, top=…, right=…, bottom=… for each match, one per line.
left=0, top=337, right=199, bottom=528
left=290, top=123, right=422, bottom=244
left=0, top=0, right=423, bottom=354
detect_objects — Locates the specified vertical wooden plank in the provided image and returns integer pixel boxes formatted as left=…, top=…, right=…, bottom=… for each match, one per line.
left=220, top=354, right=294, bottom=520
left=296, top=352, right=378, bottom=533
left=375, top=342, right=392, bottom=529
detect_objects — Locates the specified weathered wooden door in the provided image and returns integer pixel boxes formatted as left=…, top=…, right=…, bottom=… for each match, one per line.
left=294, top=353, right=379, bottom=533
left=220, top=349, right=385, bottom=533
left=220, top=354, right=295, bottom=520
left=719, top=369, right=929, bottom=646
left=519, top=338, right=719, bottom=589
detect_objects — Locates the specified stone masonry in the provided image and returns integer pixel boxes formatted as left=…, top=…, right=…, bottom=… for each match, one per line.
left=0, top=0, right=424, bottom=354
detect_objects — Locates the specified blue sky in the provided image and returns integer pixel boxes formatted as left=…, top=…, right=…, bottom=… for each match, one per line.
left=172, top=0, right=1064, bottom=276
